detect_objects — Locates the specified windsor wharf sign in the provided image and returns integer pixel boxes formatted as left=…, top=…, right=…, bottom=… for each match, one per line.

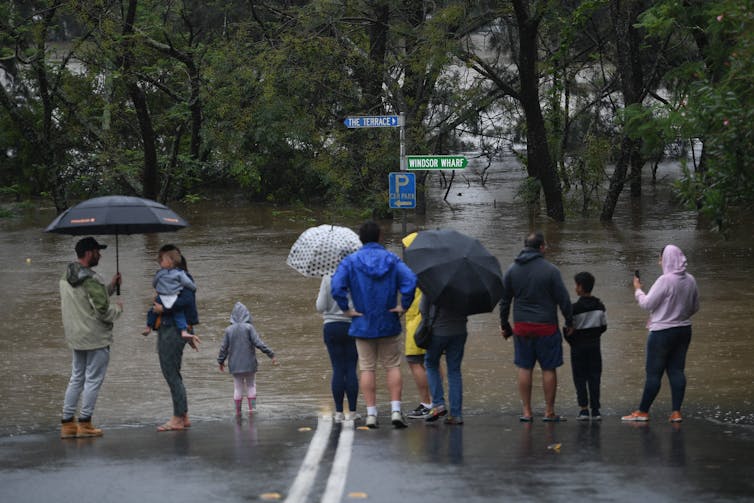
left=343, top=115, right=400, bottom=128
left=406, top=155, right=468, bottom=170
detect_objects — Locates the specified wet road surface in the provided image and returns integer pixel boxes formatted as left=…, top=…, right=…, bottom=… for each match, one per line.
left=2, top=413, right=752, bottom=503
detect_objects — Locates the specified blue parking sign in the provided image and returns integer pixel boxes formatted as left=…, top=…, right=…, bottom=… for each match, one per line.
left=389, top=172, right=416, bottom=209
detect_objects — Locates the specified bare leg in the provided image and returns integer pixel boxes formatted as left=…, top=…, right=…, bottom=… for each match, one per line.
left=360, top=370, right=376, bottom=407
left=386, top=366, right=403, bottom=402
left=408, top=362, right=431, bottom=404
left=543, top=369, right=557, bottom=417
left=518, top=367, right=533, bottom=417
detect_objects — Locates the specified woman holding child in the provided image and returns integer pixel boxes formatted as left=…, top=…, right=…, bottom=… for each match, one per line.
left=150, top=244, right=200, bottom=431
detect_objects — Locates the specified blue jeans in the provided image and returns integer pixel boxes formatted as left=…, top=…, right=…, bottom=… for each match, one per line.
left=323, top=322, right=358, bottom=413
left=147, top=297, right=188, bottom=331
left=639, top=326, right=692, bottom=412
left=425, top=333, right=468, bottom=418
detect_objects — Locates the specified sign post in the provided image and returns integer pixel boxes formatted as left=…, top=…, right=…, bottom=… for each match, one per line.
left=343, top=113, right=410, bottom=236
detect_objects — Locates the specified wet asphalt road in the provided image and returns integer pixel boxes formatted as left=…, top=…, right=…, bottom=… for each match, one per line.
left=1, top=414, right=753, bottom=503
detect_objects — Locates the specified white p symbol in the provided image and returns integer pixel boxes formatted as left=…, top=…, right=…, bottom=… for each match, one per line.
left=395, top=174, right=410, bottom=190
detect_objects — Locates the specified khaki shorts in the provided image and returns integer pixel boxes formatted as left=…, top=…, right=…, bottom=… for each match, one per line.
left=355, top=335, right=402, bottom=371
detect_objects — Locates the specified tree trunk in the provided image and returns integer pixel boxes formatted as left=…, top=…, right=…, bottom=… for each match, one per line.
left=513, top=0, right=565, bottom=221
left=364, top=1, right=389, bottom=110
left=601, top=135, right=638, bottom=221
left=601, top=0, right=645, bottom=221
left=121, top=0, right=159, bottom=200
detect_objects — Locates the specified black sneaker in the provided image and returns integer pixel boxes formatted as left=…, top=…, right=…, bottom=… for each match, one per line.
left=591, top=409, right=601, bottom=421
left=407, top=405, right=431, bottom=419
left=577, top=409, right=590, bottom=421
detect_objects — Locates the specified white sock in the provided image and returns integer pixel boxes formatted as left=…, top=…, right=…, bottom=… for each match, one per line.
left=390, top=401, right=401, bottom=413
left=367, top=406, right=378, bottom=416
left=421, top=402, right=432, bottom=409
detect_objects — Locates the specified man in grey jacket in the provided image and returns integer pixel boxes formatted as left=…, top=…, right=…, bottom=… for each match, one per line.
left=499, top=231, right=572, bottom=422
left=59, top=237, right=122, bottom=438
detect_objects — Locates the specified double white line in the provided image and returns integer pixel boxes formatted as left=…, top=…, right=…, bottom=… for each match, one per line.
left=284, top=415, right=355, bottom=503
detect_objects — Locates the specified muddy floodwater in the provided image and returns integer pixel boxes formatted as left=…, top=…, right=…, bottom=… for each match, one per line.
left=1, top=158, right=753, bottom=436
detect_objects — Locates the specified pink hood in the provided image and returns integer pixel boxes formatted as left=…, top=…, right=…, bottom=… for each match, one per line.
left=635, top=245, right=699, bottom=330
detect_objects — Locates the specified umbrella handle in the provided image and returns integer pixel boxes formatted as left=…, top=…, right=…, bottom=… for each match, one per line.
left=115, top=234, right=120, bottom=296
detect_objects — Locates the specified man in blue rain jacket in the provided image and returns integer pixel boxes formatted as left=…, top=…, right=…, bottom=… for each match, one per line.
left=332, top=221, right=416, bottom=429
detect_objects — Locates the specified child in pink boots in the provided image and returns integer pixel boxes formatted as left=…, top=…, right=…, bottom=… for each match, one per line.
left=217, top=302, right=278, bottom=416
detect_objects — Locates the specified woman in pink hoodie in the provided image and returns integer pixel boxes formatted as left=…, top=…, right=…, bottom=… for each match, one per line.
left=622, top=244, right=700, bottom=423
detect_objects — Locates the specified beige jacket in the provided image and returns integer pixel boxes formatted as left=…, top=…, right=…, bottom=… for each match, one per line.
left=59, top=263, right=122, bottom=350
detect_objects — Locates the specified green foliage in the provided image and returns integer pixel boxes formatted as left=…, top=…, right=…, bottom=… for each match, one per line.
left=2, top=0, right=753, bottom=227
left=564, top=134, right=610, bottom=215
left=515, top=177, right=542, bottom=209
left=636, top=0, right=754, bottom=229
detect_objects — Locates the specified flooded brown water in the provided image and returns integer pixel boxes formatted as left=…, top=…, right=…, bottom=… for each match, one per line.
left=1, top=157, right=753, bottom=436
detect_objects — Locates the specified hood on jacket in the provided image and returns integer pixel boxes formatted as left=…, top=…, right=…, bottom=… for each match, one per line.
left=66, top=262, right=94, bottom=287
left=353, top=242, right=398, bottom=279
left=514, top=247, right=543, bottom=265
left=661, top=244, right=687, bottom=275
left=402, top=232, right=418, bottom=248
left=230, top=301, right=252, bottom=324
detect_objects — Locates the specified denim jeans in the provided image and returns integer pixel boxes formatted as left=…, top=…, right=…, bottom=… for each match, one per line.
left=424, top=332, right=468, bottom=418
left=62, top=347, right=110, bottom=420
left=323, top=322, right=358, bottom=413
left=639, top=325, right=692, bottom=412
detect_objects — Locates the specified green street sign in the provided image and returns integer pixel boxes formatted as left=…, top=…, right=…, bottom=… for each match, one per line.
left=406, top=155, right=468, bottom=170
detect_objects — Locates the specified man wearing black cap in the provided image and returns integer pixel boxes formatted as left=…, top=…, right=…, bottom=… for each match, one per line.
left=59, top=237, right=122, bottom=438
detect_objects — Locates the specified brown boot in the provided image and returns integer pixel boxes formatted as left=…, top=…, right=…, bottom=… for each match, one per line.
left=61, top=419, right=78, bottom=439
left=77, top=419, right=103, bottom=438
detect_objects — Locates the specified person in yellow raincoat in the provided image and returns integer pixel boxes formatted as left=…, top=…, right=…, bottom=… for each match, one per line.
left=403, top=232, right=432, bottom=419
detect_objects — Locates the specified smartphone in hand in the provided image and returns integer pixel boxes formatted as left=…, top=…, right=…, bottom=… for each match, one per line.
left=634, top=269, right=640, bottom=279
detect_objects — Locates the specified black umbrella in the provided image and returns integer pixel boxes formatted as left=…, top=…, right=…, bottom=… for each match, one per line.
left=404, top=229, right=503, bottom=315
left=45, top=195, right=188, bottom=293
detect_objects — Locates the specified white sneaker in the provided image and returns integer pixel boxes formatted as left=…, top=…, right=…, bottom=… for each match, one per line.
left=365, top=414, right=378, bottom=429
left=344, top=411, right=361, bottom=422
left=334, top=412, right=345, bottom=423
left=391, top=411, right=408, bottom=429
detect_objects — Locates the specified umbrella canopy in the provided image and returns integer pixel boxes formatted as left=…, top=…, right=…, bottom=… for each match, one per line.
left=44, top=195, right=188, bottom=294
left=404, top=229, right=503, bottom=316
left=287, top=224, right=362, bottom=277
left=44, top=195, right=188, bottom=236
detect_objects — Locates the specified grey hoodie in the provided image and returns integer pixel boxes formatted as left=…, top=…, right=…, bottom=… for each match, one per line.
left=499, top=248, right=572, bottom=330
left=217, top=302, right=275, bottom=374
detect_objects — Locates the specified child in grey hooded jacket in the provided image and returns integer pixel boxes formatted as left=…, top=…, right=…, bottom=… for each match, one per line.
left=217, top=302, right=278, bottom=416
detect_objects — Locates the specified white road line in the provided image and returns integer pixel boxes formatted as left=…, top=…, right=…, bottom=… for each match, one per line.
left=320, top=420, right=355, bottom=503
left=284, top=415, right=333, bottom=503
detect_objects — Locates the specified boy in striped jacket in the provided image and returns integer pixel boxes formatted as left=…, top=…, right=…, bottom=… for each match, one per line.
left=565, top=272, right=607, bottom=421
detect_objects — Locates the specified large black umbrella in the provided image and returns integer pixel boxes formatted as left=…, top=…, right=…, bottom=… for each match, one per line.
left=404, top=229, right=503, bottom=315
left=45, top=195, right=188, bottom=293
